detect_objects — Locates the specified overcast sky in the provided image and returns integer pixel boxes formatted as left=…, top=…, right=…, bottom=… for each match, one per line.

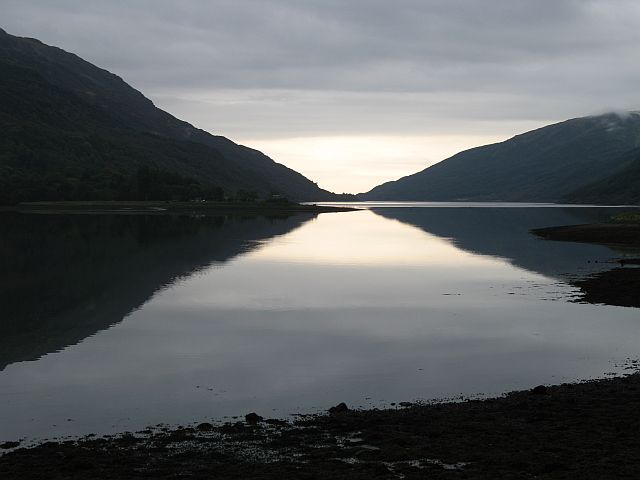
left=4, top=0, right=640, bottom=193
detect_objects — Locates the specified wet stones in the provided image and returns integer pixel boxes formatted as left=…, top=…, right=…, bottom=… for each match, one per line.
left=245, top=412, right=263, bottom=425
left=196, top=422, right=214, bottom=432
left=328, top=402, right=350, bottom=414
left=0, top=441, right=20, bottom=449
left=531, top=385, right=548, bottom=395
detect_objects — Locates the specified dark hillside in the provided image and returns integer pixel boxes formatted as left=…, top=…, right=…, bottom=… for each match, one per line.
left=363, top=113, right=640, bottom=202
left=564, top=147, right=640, bottom=205
left=0, top=28, right=335, bottom=203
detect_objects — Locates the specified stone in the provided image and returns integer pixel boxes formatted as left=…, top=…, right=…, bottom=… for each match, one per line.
left=245, top=412, right=263, bottom=425
left=328, top=402, right=350, bottom=414
left=196, top=422, right=214, bottom=432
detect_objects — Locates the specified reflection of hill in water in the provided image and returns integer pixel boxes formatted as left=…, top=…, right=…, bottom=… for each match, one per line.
left=0, top=212, right=313, bottom=371
left=372, top=207, right=625, bottom=279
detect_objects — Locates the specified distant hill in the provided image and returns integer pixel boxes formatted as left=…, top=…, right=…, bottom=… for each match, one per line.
left=0, top=28, right=336, bottom=204
left=362, top=113, right=640, bottom=203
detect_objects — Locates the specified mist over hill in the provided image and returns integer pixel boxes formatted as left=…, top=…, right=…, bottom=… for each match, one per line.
left=0, top=28, right=337, bottom=204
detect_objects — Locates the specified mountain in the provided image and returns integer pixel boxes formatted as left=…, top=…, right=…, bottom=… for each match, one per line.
left=0, top=28, right=336, bottom=204
left=362, top=113, right=640, bottom=203
left=563, top=147, right=640, bottom=205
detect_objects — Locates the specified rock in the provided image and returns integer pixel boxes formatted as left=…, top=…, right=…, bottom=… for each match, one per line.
left=220, top=422, right=247, bottom=434
left=245, top=412, right=263, bottom=425
left=196, top=422, right=214, bottom=432
left=399, top=401, right=413, bottom=407
left=1, top=441, right=20, bottom=449
left=531, top=385, right=548, bottom=395
left=265, top=418, right=288, bottom=427
left=328, top=402, right=350, bottom=414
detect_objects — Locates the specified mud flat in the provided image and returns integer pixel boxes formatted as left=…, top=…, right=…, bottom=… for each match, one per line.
left=2, top=372, right=640, bottom=479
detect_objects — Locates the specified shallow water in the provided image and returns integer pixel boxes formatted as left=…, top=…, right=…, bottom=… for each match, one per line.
left=1, top=204, right=639, bottom=442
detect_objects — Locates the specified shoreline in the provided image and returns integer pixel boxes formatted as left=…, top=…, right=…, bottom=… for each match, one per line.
left=532, top=221, right=640, bottom=308
left=2, top=209, right=639, bottom=478
left=2, top=372, right=639, bottom=478
left=532, top=222, right=640, bottom=247
left=1, top=201, right=359, bottom=216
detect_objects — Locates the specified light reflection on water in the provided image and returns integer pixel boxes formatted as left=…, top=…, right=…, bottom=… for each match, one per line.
left=0, top=206, right=638, bottom=442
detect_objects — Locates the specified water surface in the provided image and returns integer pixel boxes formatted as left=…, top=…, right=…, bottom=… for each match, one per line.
left=1, top=205, right=638, bottom=442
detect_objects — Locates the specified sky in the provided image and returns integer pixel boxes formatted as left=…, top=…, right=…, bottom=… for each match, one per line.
left=4, top=0, right=640, bottom=193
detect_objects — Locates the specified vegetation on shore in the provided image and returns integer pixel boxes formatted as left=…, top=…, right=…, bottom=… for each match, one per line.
left=611, top=212, right=640, bottom=224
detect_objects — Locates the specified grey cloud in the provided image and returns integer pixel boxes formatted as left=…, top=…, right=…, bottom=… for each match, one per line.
left=151, top=88, right=629, bottom=140
left=4, top=1, right=640, bottom=86
left=3, top=0, right=640, bottom=138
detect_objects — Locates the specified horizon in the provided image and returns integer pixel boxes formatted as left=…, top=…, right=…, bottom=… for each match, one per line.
left=4, top=1, right=640, bottom=193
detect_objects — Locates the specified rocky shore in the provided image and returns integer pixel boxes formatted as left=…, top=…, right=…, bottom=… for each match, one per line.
left=532, top=219, right=640, bottom=308
left=573, top=267, right=640, bottom=308
left=2, top=372, right=639, bottom=479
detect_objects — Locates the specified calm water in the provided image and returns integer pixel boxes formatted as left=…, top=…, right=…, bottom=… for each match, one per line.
left=1, top=204, right=639, bottom=442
